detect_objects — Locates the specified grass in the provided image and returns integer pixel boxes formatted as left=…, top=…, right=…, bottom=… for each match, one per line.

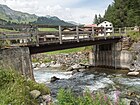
left=111, top=30, right=140, bottom=42
left=46, top=47, right=92, bottom=55
left=127, top=31, right=140, bottom=42
left=0, top=68, right=50, bottom=105
left=55, top=89, right=126, bottom=105
left=38, top=28, right=58, bottom=31
left=0, top=28, right=17, bottom=33
left=32, top=46, right=92, bottom=63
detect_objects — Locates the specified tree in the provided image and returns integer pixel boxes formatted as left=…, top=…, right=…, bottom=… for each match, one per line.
left=104, top=0, right=140, bottom=27
left=98, top=14, right=104, bottom=23
left=93, top=14, right=99, bottom=24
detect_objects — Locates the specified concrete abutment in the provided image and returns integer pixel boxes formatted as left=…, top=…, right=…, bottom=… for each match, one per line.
left=92, top=42, right=133, bottom=69
left=0, top=47, right=34, bottom=80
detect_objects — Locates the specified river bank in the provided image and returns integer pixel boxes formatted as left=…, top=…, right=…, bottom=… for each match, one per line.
left=32, top=39, right=140, bottom=104
left=34, top=67, right=140, bottom=105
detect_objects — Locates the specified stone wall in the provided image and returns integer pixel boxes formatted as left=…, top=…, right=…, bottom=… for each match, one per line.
left=0, top=47, right=34, bottom=79
left=32, top=52, right=89, bottom=66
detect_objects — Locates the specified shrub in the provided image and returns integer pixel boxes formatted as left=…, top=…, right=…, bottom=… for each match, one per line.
left=0, top=68, right=50, bottom=105
left=55, top=89, right=126, bottom=105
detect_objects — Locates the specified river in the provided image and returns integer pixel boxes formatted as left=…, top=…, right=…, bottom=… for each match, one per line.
left=34, top=67, right=140, bottom=103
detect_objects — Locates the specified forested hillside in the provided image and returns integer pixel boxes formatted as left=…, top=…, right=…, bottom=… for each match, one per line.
left=104, top=0, right=140, bottom=27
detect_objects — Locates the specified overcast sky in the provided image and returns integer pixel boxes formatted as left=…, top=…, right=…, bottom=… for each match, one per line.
left=0, top=0, right=113, bottom=24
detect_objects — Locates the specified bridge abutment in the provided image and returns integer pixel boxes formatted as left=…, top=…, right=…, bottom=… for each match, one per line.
left=0, top=47, right=34, bottom=79
left=93, top=42, right=132, bottom=69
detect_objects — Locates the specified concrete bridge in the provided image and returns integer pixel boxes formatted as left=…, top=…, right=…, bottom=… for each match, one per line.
left=0, top=25, right=126, bottom=79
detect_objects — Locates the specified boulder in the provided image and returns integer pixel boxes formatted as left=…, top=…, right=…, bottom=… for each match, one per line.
left=30, top=90, right=41, bottom=99
left=50, top=76, right=60, bottom=83
left=40, top=63, right=46, bottom=68
left=70, top=64, right=86, bottom=70
left=130, top=101, right=139, bottom=105
left=121, top=98, right=131, bottom=105
left=71, top=64, right=80, bottom=69
left=66, top=67, right=73, bottom=71
left=72, top=70, right=79, bottom=75
left=50, top=63, right=62, bottom=68
left=127, top=72, right=139, bottom=76
left=42, top=95, right=52, bottom=102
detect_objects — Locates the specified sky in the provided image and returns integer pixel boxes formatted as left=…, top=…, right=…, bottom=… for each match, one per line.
left=0, top=0, right=113, bottom=24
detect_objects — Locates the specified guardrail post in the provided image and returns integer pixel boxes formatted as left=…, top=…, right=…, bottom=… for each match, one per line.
left=104, top=27, right=106, bottom=39
left=76, top=26, right=79, bottom=42
left=92, top=27, right=94, bottom=40
left=124, top=27, right=127, bottom=35
left=59, top=26, right=62, bottom=44
left=35, top=26, right=39, bottom=46
left=112, top=27, right=114, bottom=38
left=119, top=28, right=121, bottom=36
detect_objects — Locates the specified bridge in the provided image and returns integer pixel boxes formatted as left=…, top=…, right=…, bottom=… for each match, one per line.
left=0, top=24, right=127, bottom=79
left=0, top=25, right=124, bottom=54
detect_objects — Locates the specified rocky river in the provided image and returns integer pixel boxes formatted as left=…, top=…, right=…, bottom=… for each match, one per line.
left=34, top=67, right=140, bottom=104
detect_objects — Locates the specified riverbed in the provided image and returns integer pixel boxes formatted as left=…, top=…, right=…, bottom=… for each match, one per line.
left=34, top=67, right=140, bottom=103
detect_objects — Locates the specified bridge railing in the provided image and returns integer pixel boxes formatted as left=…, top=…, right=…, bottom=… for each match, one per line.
left=0, top=25, right=38, bottom=48
left=36, top=25, right=107, bottom=45
left=0, top=24, right=134, bottom=48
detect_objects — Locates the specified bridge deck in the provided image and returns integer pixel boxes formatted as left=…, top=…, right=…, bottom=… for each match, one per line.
left=0, top=25, right=124, bottom=54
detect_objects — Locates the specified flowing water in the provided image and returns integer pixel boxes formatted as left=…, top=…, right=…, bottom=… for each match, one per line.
left=34, top=67, right=140, bottom=102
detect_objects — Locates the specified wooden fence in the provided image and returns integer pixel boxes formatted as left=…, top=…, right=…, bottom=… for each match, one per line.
left=0, top=25, right=138, bottom=48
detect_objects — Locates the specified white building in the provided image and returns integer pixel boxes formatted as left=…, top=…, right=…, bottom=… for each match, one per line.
left=98, top=21, right=113, bottom=36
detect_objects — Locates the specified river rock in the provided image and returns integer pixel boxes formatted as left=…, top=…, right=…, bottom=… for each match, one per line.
left=40, top=102, right=46, bottom=105
left=71, top=64, right=80, bottom=69
left=130, top=101, right=139, bottom=105
left=40, top=63, right=46, bottom=68
left=50, top=76, right=60, bottom=82
left=30, top=90, right=41, bottom=99
left=70, top=64, right=86, bottom=70
left=50, top=63, right=62, bottom=68
left=66, top=67, right=73, bottom=71
left=79, top=69, right=86, bottom=72
left=127, top=72, right=139, bottom=76
left=121, top=98, right=131, bottom=105
left=72, top=70, right=79, bottom=75
left=42, top=95, right=52, bottom=103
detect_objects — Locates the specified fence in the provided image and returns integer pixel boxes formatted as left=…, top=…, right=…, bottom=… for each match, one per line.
left=0, top=25, right=138, bottom=48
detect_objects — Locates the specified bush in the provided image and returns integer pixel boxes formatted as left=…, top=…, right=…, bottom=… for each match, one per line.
left=0, top=68, right=27, bottom=105
left=27, top=80, right=50, bottom=95
left=0, top=68, right=50, bottom=105
left=55, top=89, right=126, bottom=105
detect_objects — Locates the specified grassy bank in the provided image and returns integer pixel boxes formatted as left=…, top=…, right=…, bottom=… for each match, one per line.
left=32, top=46, right=92, bottom=63
left=0, top=68, right=50, bottom=105
left=46, top=47, right=85, bottom=55
left=0, top=28, right=17, bottom=33
left=38, top=28, right=58, bottom=31
left=127, top=31, right=140, bottom=42
left=46, top=46, right=92, bottom=55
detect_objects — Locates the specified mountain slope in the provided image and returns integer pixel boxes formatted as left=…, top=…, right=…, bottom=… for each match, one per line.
left=0, top=4, right=74, bottom=26
left=0, top=4, right=37, bottom=23
left=32, top=17, right=74, bottom=26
